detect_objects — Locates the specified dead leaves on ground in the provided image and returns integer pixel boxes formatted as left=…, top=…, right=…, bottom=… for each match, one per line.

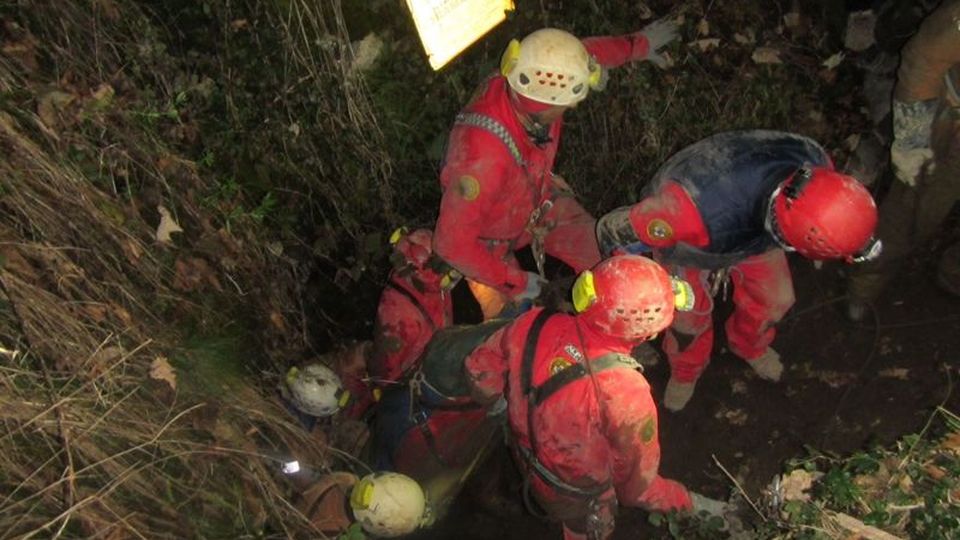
left=150, top=355, right=177, bottom=390
left=155, top=205, right=184, bottom=244
left=781, top=469, right=824, bottom=502
left=173, top=256, right=223, bottom=292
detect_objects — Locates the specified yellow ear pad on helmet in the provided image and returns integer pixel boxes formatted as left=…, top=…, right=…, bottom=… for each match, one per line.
left=350, top=477, right=375, bottom=510
left=500, top=39, right=521, bottom=77
left=587, top=57, right=603, bottom=88
left=389, top=227, right=408, bottom=246
left=572, top=270, right=597, bottom=313
left=336, top=389, right=351, bottom=408
left=285, top=366, right=299, bottom=386
left=439, top=268, right=461, bottom=290
left=671, top=277, right=695, bottom=312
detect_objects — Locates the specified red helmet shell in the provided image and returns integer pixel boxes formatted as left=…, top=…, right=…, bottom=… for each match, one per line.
left=394, top=229, right=434, bottom=270
left=577, top=255, right=676, bottom=342
left=773, top=167, right=878, bottom=260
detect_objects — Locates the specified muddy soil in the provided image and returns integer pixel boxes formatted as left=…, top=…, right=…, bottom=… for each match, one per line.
left=413, top=234, right=960, bottom=539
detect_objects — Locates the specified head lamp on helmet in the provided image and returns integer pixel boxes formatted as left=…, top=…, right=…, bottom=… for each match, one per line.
left=770, top=166, right=879, bottom=261
left=572, top=255, right=693, bottom=343
left=501, top=28, right=603, bottom=107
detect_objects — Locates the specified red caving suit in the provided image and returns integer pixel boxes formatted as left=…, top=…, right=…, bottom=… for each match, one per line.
left=465, top=307, right=691, bottom=539
left=434, top=33, right=662, bottom=307
left=341, top=268, right=453, bottom=419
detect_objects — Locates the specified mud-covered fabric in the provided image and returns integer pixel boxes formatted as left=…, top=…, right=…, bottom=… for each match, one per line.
left=368, top=276, right=452, bottom=385
left=419, top=318, right=511, bottom=398
left=849, top=0, right=960, bottom=302
left=850, top=106, right=960, bottom=302
left=894, top=0, right=960, bottom=104
left=663, top=249, right=795, bottom=383
left=434, top=75, right=600, bottom=298
left=638, top=130, right=830, bottom=268
left=433, top=32, right=668, bottom=300
left=464, top=307, right=692, bottom=536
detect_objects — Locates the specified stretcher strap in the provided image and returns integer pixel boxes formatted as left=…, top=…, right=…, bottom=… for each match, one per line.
left=386, top=280, right=437, bottom=331
left=532, top=353, right=640, bottom=407
left=517, top=309, right=615, bottom=500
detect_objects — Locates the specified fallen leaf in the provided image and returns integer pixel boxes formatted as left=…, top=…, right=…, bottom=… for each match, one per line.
left=714, top=407, right=748, bottom=426
left=697, top=18, right=710, bottom=36
left=845, top=10, right=877, bottom=51
left=813, top=370, right=856, bottom=388
left=156, top=205, right=183, bottom=244
left=734, top=32, right=754, bottom=45
left=844, top=133, right=861, bottom=151
left=122, top=239, right=143, bottom=263
left=230, top=19, right=249, bottom=31
left=924, top=464, right=947, bottom=480
left=36, top=90, right=77, bottom=130
left=783, top=12, right=801, bottom=29
left=781, top=469, right=823, bottom=502
left=173, top=256, right=223, bottom=292
left=822, top=52, right=845, bottom=70
left=90, top=83, right=115, bottom=109
left=111, top=305, right=133, bottom=326
left=150, top=356, right=177, bottom=390
left=83, top=304, right=109, bottom=323
left=752, top=47, right=782, bottom=65
left=940, top=432, right=960, bottom=454
left=269, top=310, right=288, bottom=333
left=2, top=34, right=39, bottom=72
left=878, top=368, right=909, bottom=380
left=690, top=38, right=720, bottom=52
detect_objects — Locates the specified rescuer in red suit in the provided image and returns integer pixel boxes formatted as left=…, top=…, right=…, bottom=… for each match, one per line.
left=596, top=130, right=882, bottom=411
left=434, top=21, right=678, bottom=319
left=338, top=228, right=460, bottom=419
left=465, top=255, right=725, bottom=540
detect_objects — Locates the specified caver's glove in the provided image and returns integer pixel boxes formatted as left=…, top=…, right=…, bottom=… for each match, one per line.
left=498, top=272, right=545, bottom=318
left=631, top=18, right=678, bottom=68
left=890, top=98, right=937, bottom=187
left=515, top=271, right=545, bottom=302
left=689, top=491, right=729, bottom=520
left=596, top=207, right=649, bottom=257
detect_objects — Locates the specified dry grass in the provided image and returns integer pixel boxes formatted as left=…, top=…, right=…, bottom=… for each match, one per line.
left=0, top=0, right=379, bottom=536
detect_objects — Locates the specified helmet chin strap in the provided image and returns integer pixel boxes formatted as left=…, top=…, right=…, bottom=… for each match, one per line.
left=509, top=89, right=555, bottom=147
left=764, top=185, right=796, bottom=252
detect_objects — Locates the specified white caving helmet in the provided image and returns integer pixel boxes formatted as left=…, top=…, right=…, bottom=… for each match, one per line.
left=501, top=28, right=603, bottom=107
left=350, top=472, right=430, bottom=538
left=282, top=363, right=349, bottom=417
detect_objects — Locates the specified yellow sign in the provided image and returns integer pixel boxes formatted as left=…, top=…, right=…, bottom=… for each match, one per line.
left=405, top=0, right=515, bottom=70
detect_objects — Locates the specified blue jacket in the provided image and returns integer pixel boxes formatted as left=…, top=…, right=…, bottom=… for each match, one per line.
left=649, top=130, right=830, bottom=268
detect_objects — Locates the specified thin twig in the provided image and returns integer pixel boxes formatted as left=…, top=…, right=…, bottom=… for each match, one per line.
left=711, top=454, right=767, bottom=522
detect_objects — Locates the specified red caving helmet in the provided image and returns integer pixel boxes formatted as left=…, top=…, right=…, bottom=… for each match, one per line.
left=390, top=228, right=434, bottom=271
left=771, top=167, right=879, bottom=261
left=389, top=227, right=461, bottom=290
left=572, top=255, right=678, bottom=343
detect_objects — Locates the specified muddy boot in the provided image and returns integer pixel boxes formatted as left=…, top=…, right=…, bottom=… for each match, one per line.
left=747, top=348, right=783, bottom=382
left=937, top=242, right=960, bottom=297
left=663, top=378, right=697, bottom=412
left=631, top=342, right=661, bottom=368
